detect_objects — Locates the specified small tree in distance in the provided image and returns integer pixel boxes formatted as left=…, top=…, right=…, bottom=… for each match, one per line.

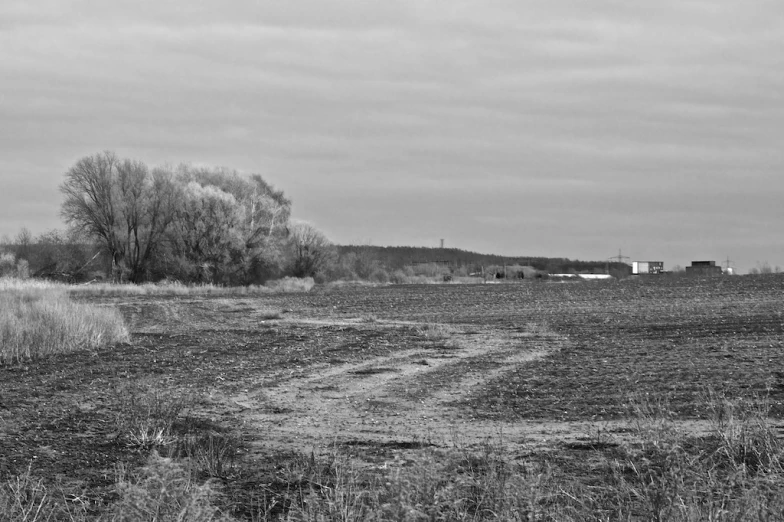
left=287, top=220, right=336, bottom=280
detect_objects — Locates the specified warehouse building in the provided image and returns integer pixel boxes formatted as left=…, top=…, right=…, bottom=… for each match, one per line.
left=685, top=260, right=723, bottom=276
left=632, top=261, right=664, bottom=275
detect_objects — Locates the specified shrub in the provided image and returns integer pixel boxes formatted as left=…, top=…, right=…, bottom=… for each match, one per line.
left=390, top=269, right=408, bottom=284
left=0, top=255, right=28, bottom=280
left=369, top=268, right=390, bottom=284
left=113, top=452, right=235, bottom=521
left=264, top=276, right=315, bottom=293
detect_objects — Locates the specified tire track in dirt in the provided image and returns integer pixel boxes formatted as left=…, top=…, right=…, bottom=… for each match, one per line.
left=229, top=319, right=578, bottom=455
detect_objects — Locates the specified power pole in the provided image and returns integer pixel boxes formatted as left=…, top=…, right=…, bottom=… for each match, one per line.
left=724, top=256, right=734, bottom=273
left=610, top=249, right=630, bottom=264
left=607, top=249, right=630, bottom=275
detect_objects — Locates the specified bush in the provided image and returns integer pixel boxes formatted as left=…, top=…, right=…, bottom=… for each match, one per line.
left=390, top=269, right=408, bottom=284
left=113, top=452, right=235, bottom=521
left=264, top=276, right=315, bottom=293
left=0, top=254, right=14, bottom=277
left=369, top=268, right=389, bottom=283
left=0, top=254, right=28, bottom=280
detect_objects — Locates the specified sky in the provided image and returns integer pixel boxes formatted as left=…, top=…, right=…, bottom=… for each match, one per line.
left=1, top=1, right=783, bottom=273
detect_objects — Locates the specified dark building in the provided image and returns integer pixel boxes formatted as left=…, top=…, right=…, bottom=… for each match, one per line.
left=685, top=260, right=723, bottom=276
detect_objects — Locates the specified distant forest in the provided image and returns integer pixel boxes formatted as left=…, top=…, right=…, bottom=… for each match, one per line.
left=336, top=245, right=628, bottom=276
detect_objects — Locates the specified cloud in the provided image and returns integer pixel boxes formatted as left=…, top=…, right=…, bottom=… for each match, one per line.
left=1, top=0, right=783, bottom=271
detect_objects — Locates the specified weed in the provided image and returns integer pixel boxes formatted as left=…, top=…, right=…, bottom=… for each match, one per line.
left=258, top=310, right=283, bottom=320
left=170, top=431, right=242, bottom=479
left=0, top=463, right=60, bottom=521
left=113, top=452, right=235, bottom=521
left=113, top=381, right=193, bottom=450
left=414, top=322, right=457, bottom=340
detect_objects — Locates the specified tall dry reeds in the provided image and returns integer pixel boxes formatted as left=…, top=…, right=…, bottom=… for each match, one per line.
left=0, top=279, right=129, bottom=364
left=0, top=276, right=315, bottom=298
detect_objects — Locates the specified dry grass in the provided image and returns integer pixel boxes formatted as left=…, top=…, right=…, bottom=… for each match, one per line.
left=264, top=276, right=315, bottom=293
left=2, top=381, right=782, bottom=520
left=0, top=280, right=129, bottom=364
left=113, top=453, right=235, bottom=522
left=1, top=276, right=316, bottom=298
left=0, top=463, right=80, bottom=521
left=249, top=395, right=784, bottom=521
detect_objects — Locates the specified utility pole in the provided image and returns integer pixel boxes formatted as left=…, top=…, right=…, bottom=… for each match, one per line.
left=724, top=256, right=734, bottom=273
left=607, top=249, right=630, bottom=275
left=610, top=249, right=630, bottom=264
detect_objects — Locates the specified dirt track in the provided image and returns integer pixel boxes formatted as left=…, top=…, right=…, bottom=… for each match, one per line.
left=116, top=294, right=725, bottom=458
left=225, top=319, right=548, bottom=453
left=202, top=316, right=712, bottom=460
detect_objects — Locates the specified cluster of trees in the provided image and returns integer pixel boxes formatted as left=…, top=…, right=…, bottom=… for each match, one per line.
left=1, top=152, right=646, bottom=285
left=0, top=227, right=98, bottom=280
left=2, top=151, right=335, bottom=284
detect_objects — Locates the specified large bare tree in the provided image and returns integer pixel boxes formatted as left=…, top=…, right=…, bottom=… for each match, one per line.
left=60, top=151, right=177, bottom=282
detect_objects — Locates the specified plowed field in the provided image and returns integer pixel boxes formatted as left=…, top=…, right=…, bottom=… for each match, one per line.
left=1, top=274, right=783, bottom=517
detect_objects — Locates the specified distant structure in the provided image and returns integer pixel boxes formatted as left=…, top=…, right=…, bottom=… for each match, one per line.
left=440, top=238, right=444, bottom=249
left=606, top=249, right=631, bottom=275
left=723, top=256, right=735, bottom=275
left=685, top=260, right=723, bottom=276
left=632, top=261, right=664, bottom=275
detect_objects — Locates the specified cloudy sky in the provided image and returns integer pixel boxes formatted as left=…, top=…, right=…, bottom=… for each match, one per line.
left=1, top=1, right=782, bottom=273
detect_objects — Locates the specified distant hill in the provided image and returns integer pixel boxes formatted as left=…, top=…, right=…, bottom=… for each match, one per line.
left=335, top=245, right=623, bottom=274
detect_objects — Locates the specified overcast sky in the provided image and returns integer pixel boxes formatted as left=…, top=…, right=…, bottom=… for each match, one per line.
left=1, top=1, right=782, bottom=273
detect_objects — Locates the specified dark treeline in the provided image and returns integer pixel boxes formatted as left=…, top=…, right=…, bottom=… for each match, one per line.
left=335, top=245, right=623, bottom=276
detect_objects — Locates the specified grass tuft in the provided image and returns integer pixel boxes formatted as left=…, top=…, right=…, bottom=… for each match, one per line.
left=113, top=381, right=193, bottom=450
left=113, top=452, right=235, bottom=521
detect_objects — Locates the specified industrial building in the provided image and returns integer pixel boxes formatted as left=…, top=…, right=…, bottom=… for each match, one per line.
left=632, top=261, right=664, bottom=275
left=685, top=260, right=723, bottom=276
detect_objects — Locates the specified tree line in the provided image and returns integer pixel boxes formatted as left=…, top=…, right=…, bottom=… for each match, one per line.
left=333, top=245, right=623, bottom=277
left=1, top=150, right=628, bottom=285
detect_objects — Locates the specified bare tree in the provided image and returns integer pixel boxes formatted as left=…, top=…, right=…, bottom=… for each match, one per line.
left=288, top=220, right=335, bottom=278
left=114, top=160, right=178, bottom=281
left=60, top=151, right=177, bottom=282
left=14, top=227, right=33, bottom=261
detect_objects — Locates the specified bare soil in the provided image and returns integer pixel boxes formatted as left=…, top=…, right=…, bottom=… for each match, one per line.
left=2, top=276, right=784, bottom=517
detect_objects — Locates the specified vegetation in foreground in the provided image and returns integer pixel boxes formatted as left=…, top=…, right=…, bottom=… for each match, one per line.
left=1, top=390, right=782, bottom=521
left=2, top=278, right=783, bottom=520
left=0, top=282, right=128, bottom=365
